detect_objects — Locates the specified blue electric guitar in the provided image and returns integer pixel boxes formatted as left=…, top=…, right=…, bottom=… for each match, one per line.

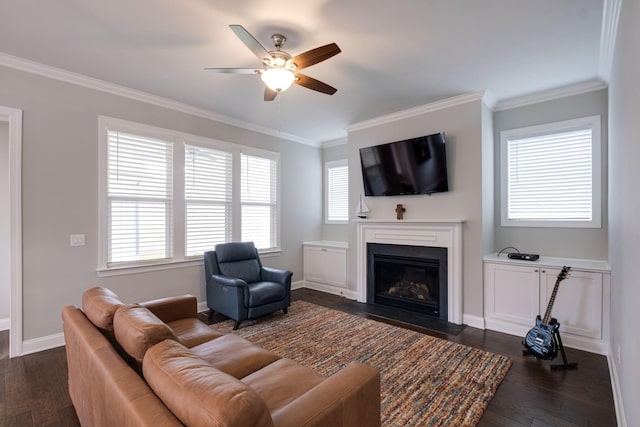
left=523, top=266, right=571, bottom=360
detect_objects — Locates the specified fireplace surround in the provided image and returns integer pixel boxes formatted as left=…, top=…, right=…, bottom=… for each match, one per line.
left=356, top=219, right=464, bottom=324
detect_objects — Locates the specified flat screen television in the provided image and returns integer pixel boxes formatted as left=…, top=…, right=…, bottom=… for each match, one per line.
left=359, top=132, right=448, bottom=196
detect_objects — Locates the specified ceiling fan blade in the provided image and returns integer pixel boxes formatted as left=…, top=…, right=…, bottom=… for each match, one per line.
left=264, top=87, right=278, bottom=101
left=294, top=73, right=337, bottom=95
left=292, top=43, right=341, bottom=70
left=204, top=67, right=259, bottom=74
left=229, top=24, right=271, bottom=63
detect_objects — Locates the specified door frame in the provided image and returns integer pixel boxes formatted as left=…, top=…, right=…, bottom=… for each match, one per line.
left=0, top=106, right=23, bottom=357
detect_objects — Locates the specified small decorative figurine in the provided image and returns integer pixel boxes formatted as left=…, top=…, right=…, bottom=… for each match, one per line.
left=395, top=204, right=406, bottom=220
left=355, top=194, right=370, bottom=219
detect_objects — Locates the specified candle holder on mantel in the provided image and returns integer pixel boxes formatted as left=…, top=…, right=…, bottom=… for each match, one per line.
left=395, top=204, right=406, bottom=220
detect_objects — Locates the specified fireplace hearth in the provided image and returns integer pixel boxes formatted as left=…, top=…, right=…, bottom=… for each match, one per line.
left=367, top=243, right=448, bottom=321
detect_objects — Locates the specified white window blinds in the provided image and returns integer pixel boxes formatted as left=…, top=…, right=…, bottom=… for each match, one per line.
left=241, top=153, right=277, bottom=250
left=501, top=115, right=601, bottom=228
left=185, top=145, right=233, bottom=257
left=326, top=161, right=348, bottom=223
left=107, top=131, right=173, bottom=265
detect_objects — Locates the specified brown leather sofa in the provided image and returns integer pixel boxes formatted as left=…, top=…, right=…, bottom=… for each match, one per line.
left=62, top=287, right=381, bottom=427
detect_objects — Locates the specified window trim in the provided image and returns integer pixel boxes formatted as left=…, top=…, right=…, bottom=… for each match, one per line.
left=98, top=116, right=281, bottom=276
left=325, top=159, right=349, bottom=225
left=499, top=115, right=602, bottom=228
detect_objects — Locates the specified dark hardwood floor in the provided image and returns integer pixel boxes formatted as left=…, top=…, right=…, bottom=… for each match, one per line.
left=0, top=289, right=617, bottom=426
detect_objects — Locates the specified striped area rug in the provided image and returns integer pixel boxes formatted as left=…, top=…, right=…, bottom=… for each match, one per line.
left=213, top=301, right=511, bottom=426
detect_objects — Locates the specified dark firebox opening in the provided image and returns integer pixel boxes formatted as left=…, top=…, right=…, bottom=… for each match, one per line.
left=366, top=243, right=448, bottom=321
left=374, top=255, right=440, bottom=316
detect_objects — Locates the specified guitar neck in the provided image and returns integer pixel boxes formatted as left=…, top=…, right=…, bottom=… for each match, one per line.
left=542, top=283, right=559, bottom=324
left=541, top=267, right=571, bottom=325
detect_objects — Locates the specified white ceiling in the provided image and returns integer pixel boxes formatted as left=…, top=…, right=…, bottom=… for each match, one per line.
left=0, top=0, right=605, bottom=144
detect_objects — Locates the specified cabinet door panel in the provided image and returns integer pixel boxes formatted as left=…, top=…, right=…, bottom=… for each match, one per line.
left=323, top=248, right=347, bottom=288
left=541, top=269, right=602, bottom=339
left=485, top=264, right=539, bottom=326
left=303, top=246, right=326, bottom=283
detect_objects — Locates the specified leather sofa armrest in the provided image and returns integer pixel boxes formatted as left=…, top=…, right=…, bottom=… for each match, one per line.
left=141, top=295, right=197, bottom=323
left=261, top=267, right=292, bottom=287
left=270, top=362, right=381, bottom=427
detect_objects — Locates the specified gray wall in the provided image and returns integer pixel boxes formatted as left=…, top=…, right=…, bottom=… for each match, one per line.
left=609, top=0, right=640, bottom=424
left=347, top=99, right=490, bottom=318
left=0, top=65, right=322, bottom=340
left=322, top=142, right=349, bottom=242
left=0, top=121, right=9, bottom=322
left=493, top=89, right=609, bottom=259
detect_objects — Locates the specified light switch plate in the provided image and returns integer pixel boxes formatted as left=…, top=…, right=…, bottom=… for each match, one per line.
left=70, top=234, right=86, bottom=247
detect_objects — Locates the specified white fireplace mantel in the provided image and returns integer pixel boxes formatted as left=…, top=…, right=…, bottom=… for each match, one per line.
left=355, top=219, right=464, bottom=325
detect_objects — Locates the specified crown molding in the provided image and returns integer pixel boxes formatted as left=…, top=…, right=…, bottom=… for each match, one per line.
left=494, top=79, right=607, bottom=112
left=0, top=52, right=319, bottom=147
left=321, top=137, right=348, bottom=149
left=598, top=0, right=622, bottom=83
left=481, top=89, right=498, bottom=111
left=345, top=90, right=487, bottom=133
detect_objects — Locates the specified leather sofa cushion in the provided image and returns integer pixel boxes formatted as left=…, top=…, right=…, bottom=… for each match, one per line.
left=82, top=286, right=124, bottom=331
left=166, top=318, right=224, bottom=348
left=143, top=339, right=275, bottom=427
left=114, top=304, right=177, bottom=361
left=191, top=334, right=281, bottom=379
left=241, top=358, right=325, bottom=413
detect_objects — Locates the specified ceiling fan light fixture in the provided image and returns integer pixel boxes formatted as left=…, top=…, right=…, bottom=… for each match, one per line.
left=261, top=68, right=295, bottom=92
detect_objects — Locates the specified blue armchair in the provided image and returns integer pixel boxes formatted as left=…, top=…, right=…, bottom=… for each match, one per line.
left=204, top=242, right=292, bottom=329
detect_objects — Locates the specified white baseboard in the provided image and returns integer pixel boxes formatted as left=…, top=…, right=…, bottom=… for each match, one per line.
left=21, top=332, right=65, bottom=356
left=484, top=318, right=608, bottom=355
left=291, top=280, right=306, bottom=290
left=0, top=317, right=9, bottom=331
left=298, top=281, right=358, bottom=300
left=197, top=301, right=209, bottom=314
left=462, top=314, right=485, bottom=329
left=608, top=346, right=628, bottom=427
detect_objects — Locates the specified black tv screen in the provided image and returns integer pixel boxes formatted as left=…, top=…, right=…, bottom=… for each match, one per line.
left=359, top=132, right=448, bottom=196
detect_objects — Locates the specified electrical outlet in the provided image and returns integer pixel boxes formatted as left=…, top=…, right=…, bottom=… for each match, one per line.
left=70, top=234, right=85, bottom=247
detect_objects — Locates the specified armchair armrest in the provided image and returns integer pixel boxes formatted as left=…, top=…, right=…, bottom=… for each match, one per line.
left=261, top=267, right=293, bottom=287
left=208, top=274, right=251, bottom=307
left=141, top=295, right=197, bottom=323
left=270, top=362, right=380, bottom=427
left=209, top=274, right=250, bottom=289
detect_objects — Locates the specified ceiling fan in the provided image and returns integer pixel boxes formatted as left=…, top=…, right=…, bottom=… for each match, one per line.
left=205, top=25, right=341, bottom=101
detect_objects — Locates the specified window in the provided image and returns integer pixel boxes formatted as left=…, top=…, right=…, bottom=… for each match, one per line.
left=107, top=130, right=173, bottom=265
left=99, top=117, right=281, bottom=273
left=185, top=144, right=232, bottom=257
left=241, top=152, right=279, bottom=250
left=325, top=160, right=348, bottom=224
left=500, top=115, right=601, bottom=228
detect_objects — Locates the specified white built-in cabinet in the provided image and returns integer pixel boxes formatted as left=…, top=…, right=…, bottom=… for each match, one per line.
left=303, top=241, right=350, bottom=297
left=483, top=255, right=610, bottom=355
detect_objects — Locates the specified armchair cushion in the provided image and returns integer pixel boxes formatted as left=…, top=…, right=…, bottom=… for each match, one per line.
left=215, top=242, right=262, bottom=283
left=248, top=282, right=286, bottom=306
